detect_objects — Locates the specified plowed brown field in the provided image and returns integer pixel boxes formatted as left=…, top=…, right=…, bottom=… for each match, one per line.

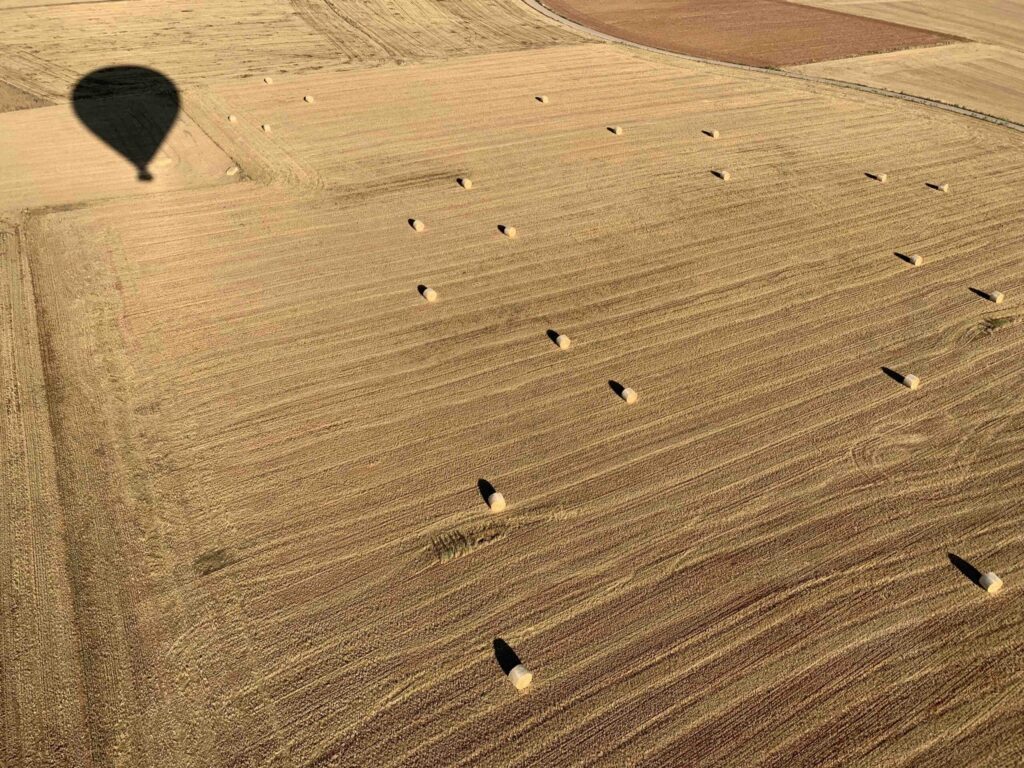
left=540, top=0, right=957, bottom=66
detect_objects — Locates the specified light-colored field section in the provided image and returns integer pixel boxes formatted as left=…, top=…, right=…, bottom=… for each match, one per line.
left=0, top=99, right=237, bottom=212
left=0, top=79, right=48, bottom=112
left=0, top=0, right=580, bottom=103
left=0, top=223, right=91, bottom=767
left=539, top=0, right=956, bottom=67
left=794, top=43, right=1024, bottom=126
left=0, top=1, right=337, bottom=99
left=792, top=0, right=1024, bottom=51
left=20, top=43, right=1024, bottom=766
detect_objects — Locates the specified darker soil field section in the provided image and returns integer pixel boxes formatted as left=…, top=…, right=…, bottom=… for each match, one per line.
left=540, top=0, right=960, bottom=67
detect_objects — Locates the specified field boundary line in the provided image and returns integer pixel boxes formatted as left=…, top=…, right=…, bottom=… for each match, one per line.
left=521, top=0, right=1024, bottom=134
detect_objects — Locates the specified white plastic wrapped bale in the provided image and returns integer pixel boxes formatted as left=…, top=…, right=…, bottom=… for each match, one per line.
left=980, top=572, right=1003, bottom=594
left=507, top=664, right=533, bottom=690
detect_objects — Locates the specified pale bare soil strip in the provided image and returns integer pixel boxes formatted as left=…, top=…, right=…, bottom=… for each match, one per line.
left=792, top=0, right=1024, bottom=51
left=20, top=43, right=1024, bottom=765
left=0, top=223, right=91, bottom=766
left=794, top=43, right=1024, bottom=127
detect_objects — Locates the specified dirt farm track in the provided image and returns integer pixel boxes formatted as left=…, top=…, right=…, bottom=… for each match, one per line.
left=1, top=1, right=1023, bottom=767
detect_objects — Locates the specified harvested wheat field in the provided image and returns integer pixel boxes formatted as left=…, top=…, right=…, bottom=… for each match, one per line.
left=787, top=0, right=1024, bottom=124
left=2, top=2, right=1024, bottom=768
left=794, top=42, right=1024, bottom=126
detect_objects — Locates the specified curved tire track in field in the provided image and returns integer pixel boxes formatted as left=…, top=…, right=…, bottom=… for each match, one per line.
left=521, top=0, right=1024, bottom=135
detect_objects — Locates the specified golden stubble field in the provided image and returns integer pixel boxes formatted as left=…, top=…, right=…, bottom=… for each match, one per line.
left=9, top=41, right=1024, bottom=766
left=790, top=0, right=1024, bottom=125
left=2, top=4, right=1023, bottom=768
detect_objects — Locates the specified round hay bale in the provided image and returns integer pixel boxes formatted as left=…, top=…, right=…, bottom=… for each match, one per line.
left=621, top=387, right=638, bottom=404
left=263, top=77, right=274, bottom=85
left=536, top=95, right=549, bottom=104
left=458, top=177, right=473, bottom=189
left=980, top=572, right=1003, bottom=594
left=507, top=664, right=533, bottom=690
left=902, top=373, right=920, bottom=390
left=225, top=165, right=240, bottom=176
left=908, top=254, right=923, bottom=267
left=228, top=114, right=238, bottom=123
left=714, top=169, right=731, bottom=181
left=261, top=124, right=272, bottom=133
left=420, top=286, right=437, bottom=303
left=487, top=492, right=506, bottom=512
left=937, top=182, right=950, bottom=193
left=500, top=225, right=517, bottom=239
left=988, top=290, right=1005, bottom=304
left=707, top=129, right=720, bottom=139
left=875, top=173, right=888, bottom=183
left=609, top=126, right=623, bottom=136
left=411, top=219, right=426, bottom=232
left=303, top=95, right=315, bottom=103
left=555, top=333, right=571, bottom=350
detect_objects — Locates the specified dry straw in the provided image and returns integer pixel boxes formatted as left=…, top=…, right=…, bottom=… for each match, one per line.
left=507, top=664, right=533, bottom=690
left=980, top=572, right=1003, bottom=594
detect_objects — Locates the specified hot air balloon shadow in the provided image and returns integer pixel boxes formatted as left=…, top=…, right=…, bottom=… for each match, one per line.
left=72, top=67, right=180, bottom=182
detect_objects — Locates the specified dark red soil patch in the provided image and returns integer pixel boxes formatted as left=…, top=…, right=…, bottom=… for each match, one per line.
left=541, top=0, right=960, bottom=67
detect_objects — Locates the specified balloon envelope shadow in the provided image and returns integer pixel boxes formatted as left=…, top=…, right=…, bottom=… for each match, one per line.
left=72, top=66, right=180, bottom=182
